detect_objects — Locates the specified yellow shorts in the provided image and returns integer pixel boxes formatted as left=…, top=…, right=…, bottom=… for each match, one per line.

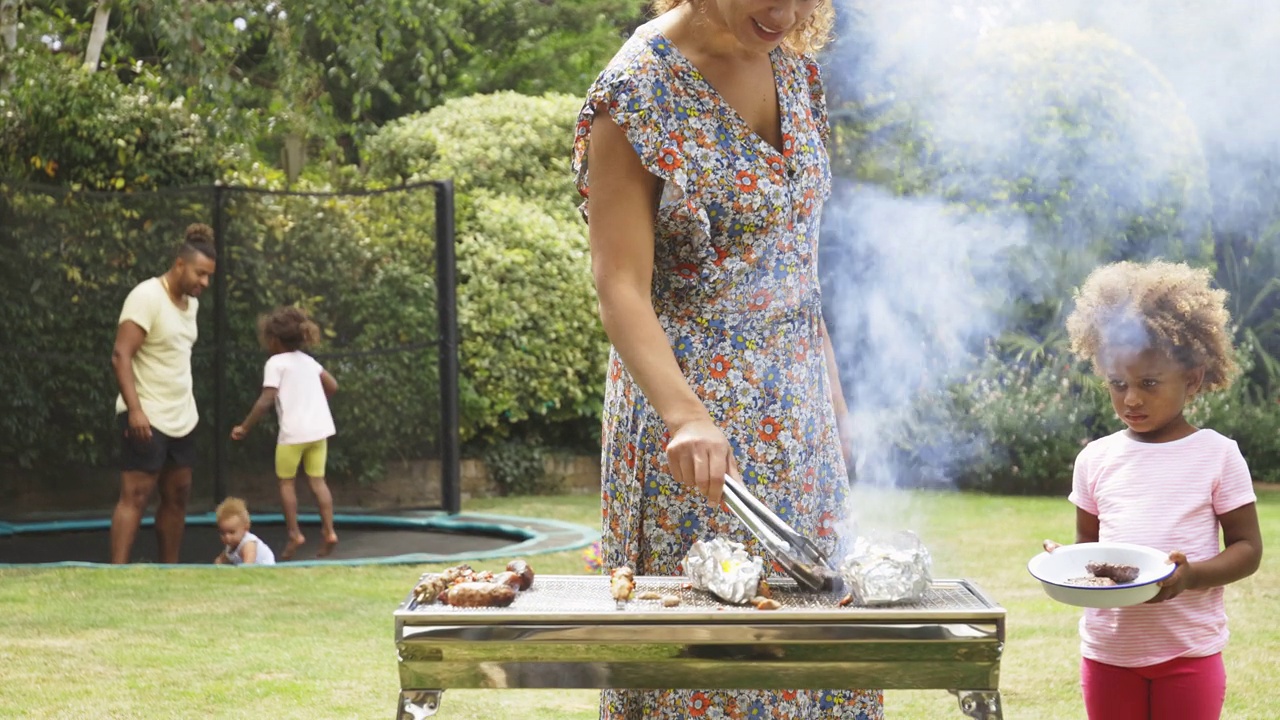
left=275, top=439, right=328, bottom=479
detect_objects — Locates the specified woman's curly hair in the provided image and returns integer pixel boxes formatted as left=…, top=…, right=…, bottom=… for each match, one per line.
left=650, top=0, right=835, bottom=55
left=258, top=306, right=322, bottom=353
left=1066, top=260, right=1237, bottom=392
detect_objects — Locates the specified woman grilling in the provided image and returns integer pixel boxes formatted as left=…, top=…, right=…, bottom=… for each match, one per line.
left=572, top=1, right=880, bottom=717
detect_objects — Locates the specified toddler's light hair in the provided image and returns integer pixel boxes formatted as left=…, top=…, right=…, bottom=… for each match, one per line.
left=1066, top=260, right=1237, bottom=392
left=215, top=496, right=251, bottom=525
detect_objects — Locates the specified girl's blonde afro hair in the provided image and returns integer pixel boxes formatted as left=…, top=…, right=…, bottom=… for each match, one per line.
left=1066, top=260, right=1237, bottom=391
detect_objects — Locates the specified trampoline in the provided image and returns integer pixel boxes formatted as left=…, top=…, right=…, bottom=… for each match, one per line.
left=0, top=511, right=597, bottom=567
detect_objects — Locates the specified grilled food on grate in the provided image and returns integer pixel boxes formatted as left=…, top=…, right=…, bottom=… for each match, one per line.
left=610, top=566, right=636, bottom=602
left=412, top=559, right=537, bottom=606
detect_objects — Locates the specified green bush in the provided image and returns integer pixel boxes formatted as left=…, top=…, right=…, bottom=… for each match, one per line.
left=831, top=23, right=1212, bottom=351
left=1186, top=341, right=1280, bottom=484
left=457, top=191, right=605, bottom=428
left=927, top=354, right=1117, bottom=496
left=928, top=344, right=1280, bottom=495
left=364, top=92, right=608, bottom=441
left=931, top=23, right=1209, bottom=249
left=363, top=91, right=584, bottom=214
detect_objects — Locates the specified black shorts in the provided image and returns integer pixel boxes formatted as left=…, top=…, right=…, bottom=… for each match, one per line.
left=117, top=413, right=197, bottom=473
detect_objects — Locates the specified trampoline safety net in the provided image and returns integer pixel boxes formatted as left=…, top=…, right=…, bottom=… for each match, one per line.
left=0, top=181, right=460, bottom=519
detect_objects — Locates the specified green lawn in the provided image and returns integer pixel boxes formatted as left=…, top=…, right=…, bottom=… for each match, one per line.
left=2, top=489, right=1276, bottom=719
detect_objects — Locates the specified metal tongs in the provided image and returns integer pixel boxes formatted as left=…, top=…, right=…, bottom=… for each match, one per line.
left=720, top=474, right=842, bottom=593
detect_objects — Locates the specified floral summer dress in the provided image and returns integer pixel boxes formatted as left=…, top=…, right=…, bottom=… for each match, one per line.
left=573, top=26, right=884, bottom=720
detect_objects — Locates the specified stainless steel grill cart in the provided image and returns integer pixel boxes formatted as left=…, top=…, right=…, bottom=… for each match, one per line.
left=395, top=575, right=1005, bottom=719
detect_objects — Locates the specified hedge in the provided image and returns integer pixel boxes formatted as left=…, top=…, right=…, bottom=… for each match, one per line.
left=364, top=92, right=608, bottom=438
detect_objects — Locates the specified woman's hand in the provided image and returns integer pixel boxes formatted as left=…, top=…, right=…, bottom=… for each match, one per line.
left=666, top=416, right=738, bottom=507
left=1147, top=550, right=1194, bottom=603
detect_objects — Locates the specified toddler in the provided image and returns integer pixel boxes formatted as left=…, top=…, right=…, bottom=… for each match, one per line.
left=214, top=496, right=276, bottom=565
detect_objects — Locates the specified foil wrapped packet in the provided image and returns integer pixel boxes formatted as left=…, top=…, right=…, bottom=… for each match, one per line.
left=684, top=538, right=765, bottom=605
left=840, top=531, right=933, bottom=606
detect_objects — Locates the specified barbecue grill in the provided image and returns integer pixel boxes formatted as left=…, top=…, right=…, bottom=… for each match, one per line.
left=394, top=574, right=1005, bottom=718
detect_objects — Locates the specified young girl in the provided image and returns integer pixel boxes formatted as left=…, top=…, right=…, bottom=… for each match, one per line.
left=1063, top=260, right=1264, bottom=720
left=214, top=496, right=276, bottom=565
left=231, top=306, right=339, bottom=560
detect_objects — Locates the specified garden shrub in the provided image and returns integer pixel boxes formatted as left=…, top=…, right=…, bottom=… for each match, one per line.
left=363, top=91, right=584, bottom=215
left=364, top=92, right=608, bottom=443
left=830, top=22, right=1212, bottom=351
left=903, top=353, right=1117, bottom=496
left=928, top=23, right=1210, bottom=254
left=928, top=343, right=1280, bottom=495
left=457, top=191, right=605, bottom=428
left=0, top=185, right=216, bottom=474
left=1186, top=342, right=1280, bottom=484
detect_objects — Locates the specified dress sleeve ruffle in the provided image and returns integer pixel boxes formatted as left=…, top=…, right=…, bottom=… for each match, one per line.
left=800, top=55, right=831, bottom=146
left=572, top=70, right=710, bottom=242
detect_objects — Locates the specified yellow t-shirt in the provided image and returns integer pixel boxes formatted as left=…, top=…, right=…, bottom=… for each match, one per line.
left=114, top=277, right=200, bottom=437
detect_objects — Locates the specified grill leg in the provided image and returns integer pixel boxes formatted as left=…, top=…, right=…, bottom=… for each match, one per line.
left=397, top=690, right=444, bottom=719
left=951, top=689, right=1002, bottom=719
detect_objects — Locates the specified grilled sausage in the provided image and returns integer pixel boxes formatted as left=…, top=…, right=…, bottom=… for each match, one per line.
left=493, top=571, right=524, bottom=591
left=507, top=559, right=535, bottom=590
left=445, top=581, right=517, bottom=608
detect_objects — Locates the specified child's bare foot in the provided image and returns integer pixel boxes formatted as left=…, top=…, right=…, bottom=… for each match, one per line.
left=318, top=534, right=339, bottom=558
left=281, top=534, right=306, bottom=561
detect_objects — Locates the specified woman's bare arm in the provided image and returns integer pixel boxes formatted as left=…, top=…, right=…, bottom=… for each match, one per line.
left=819, top=317, right=852, bottom=466
left=587, top=112, right=735, bottom=504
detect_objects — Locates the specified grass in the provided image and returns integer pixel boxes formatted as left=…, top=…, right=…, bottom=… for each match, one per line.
left=1, top=489, right=1276, bottom=719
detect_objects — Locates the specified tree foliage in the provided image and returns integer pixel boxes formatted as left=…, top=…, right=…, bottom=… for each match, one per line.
left=8, top=0, right=645, bottom=163
left=0, top=52, right=221, bottom=190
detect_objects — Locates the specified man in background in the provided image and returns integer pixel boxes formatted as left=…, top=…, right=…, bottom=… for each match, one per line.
left=109, top=223, right=216, bottom=564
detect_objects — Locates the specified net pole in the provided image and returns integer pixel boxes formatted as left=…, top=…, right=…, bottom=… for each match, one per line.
left=434, top=180, right=461, bottom=515
left=212, top=185, right=230, bottom=505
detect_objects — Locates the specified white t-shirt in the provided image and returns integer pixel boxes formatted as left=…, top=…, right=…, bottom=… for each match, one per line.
left=263, top=350, right=335, bottom=445
left=225, top=531, right=276, bottom=565
left=1069, top=429, right=1257, bottom=667
left=114, top=277, right=200, bottom=437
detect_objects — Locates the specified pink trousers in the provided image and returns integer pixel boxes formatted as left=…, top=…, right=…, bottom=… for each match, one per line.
left=1082, top=653, right=1225, bottom=720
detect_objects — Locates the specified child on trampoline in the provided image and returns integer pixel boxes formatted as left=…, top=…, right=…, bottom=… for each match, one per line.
left=231, top=306, right=340, bottom=560
left=214, top=496, right=276, bottom=565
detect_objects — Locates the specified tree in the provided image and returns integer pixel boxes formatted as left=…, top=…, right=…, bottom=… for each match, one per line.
left=7, top=0, right=646, bottom=171
left=1, top=0, right=18, bottom=87
left=81, top=0, right=108, bottom=71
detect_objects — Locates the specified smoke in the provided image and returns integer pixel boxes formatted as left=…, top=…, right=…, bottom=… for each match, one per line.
left=818, top=0, right=1278, bottom=505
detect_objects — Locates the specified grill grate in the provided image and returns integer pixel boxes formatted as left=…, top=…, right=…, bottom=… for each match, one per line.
left=402, top=575, right=996, bottom=618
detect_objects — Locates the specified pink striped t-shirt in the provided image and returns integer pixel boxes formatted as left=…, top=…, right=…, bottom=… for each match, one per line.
left=1069, top=428, right=1256, bottom=668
